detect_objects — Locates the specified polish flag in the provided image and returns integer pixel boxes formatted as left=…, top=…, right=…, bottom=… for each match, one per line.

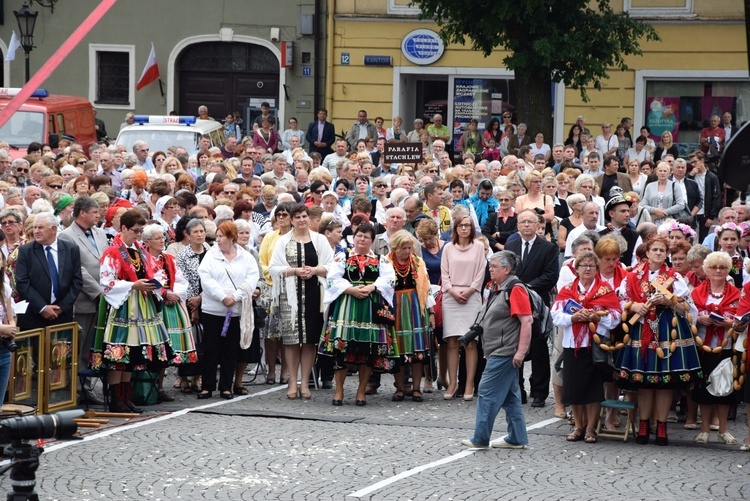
left=136, top=43, right=160, bottom=91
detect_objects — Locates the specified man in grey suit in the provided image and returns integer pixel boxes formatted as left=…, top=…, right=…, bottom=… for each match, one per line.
left=59, top=197, right=108, bottom=405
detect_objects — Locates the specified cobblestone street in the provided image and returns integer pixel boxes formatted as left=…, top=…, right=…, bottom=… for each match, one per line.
left=1, top=370, right=748, bottom=500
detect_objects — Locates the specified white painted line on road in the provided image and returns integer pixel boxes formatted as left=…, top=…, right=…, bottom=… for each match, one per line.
left=348, top=416, right=562, bottom=498
left=13, top=385, right=287, bottom=458
left=349, top=450, right=477, bottom=498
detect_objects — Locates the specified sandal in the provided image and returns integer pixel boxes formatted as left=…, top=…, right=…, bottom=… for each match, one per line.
left=584, top=429, right=598, bottom=444
left=266, top=375, right=276, bottom=385
left=741, top=440, right=750, bottom=452
left=391, top=391, right=405, bottom=402
left=233, top=386, right=248, bottom=396
left=300, top=391, right=312, bottom=400
left=412, top=390, right=423, bottom=402
left=286, top=390, right=298, bottom=400
left=554, top=410, right=567, bottom=419
left=566, top=428, right=584, bottom=442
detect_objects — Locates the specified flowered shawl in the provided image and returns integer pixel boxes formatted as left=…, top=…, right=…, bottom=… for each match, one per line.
left=691, top=280, right=739, bottom=347
left=555, top=275, right=621, bottom=353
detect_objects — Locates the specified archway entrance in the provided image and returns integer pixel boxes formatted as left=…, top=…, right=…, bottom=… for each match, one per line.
left=177, top=42, right=279, bottom=118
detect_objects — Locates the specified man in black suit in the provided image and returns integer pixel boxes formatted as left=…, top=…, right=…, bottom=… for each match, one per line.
left=670, top=158, right=702, bottom=224
left=688, top=151, right=722, bottom=242
left=306, top=107, right=336, bottom=158
left=504, top=209, right=559, bottom=407
left=15, top=212, right=83, bottom=331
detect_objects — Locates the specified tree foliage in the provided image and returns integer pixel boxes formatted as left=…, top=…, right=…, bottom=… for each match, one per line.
left=412, top=0, right=660, bottom=101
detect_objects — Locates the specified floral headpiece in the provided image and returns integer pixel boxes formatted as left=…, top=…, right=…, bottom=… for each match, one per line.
left=740, top=221, right=750, bottom=238
left=715, top=221, right=740, bottom=236
left=661, top=221, right=696, bottom=242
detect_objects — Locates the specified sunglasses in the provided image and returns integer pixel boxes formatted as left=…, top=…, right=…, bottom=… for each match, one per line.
left=223, top=191, right=237, bottom=195
left=77, top=161, right=87, bottom=165
left=374, top=184, right=387, bottom=188
left=428, top=169, right=438, bottom=174
left=313, top=189, right=326, bottom=194
left=16, top=168, right=29, bottom=173
left=48, top=184, right=62, bottom=189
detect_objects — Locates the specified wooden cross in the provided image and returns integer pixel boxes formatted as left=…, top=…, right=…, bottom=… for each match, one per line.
left=628, top=277, right=676, bottom=325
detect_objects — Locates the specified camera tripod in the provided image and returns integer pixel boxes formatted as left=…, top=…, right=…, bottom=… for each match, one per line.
left=0, top=441, right=44, bottom=501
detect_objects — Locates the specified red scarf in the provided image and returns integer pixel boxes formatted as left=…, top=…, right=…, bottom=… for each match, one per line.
left=100, top=234, right=156, bottom=282
left=153, top=252, right=178, bottom=290
left=555, top=276, right=621, bottom=354
left=601, top=263, right=628, bottom=289
left=692, top=280, right=740, bottom=347
left=624, top=260, right=677, bottom=359
left=685, top=270, right=705, bottom=289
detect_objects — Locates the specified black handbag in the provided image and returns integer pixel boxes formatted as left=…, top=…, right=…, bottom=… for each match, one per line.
left=591, top=340, right=614, bottom=373
left=253, top=302, right=267, bottom=329
left=371, top=294, right=395, bottom=326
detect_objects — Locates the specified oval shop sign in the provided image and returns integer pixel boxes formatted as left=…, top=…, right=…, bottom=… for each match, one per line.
left=401, top=29, right=445, bottom=66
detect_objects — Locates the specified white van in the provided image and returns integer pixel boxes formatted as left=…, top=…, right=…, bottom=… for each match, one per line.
left=115, top=115, right=225, bottom=153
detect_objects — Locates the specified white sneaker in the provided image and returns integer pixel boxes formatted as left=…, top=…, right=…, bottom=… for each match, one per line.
left=490, top=437, right=526, bottom=449
left=460, top=439, right=488, bottom=449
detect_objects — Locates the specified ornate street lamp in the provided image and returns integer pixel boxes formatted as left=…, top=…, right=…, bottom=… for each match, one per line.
left=14, top=3, right=39, bottom=83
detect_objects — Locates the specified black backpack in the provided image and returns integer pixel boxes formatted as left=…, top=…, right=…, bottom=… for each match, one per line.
left=502, top=277, right=553, bottom=340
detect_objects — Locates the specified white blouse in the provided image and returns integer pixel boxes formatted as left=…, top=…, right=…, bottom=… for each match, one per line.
left=551, top=281, right=622, bottom=348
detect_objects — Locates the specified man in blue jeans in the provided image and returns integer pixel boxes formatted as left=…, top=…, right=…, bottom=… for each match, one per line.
left=462, top=251, right=531, bottom=449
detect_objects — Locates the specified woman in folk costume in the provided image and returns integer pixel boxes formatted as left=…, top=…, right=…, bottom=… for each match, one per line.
left=714, top=223, right=750, bottom=288
left=690, top=251, right=740, bottom=445
left=616, top=236, right=701, bottom=446
left=388, top=230, right=435, bottom=403
left=91, top=209, right=173, bottom=413
left=142, top=223, right=197, bottom=402
left=318, top=222, right=399, bottom=406
left=552, top=251, right=622, bottom=443
left=731, top=278, right=750, bottom=451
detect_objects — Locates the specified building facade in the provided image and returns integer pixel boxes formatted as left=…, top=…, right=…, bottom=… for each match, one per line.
left=329, top=0, right=749, bottom=153
left=0, top=0, right=326, bottom=138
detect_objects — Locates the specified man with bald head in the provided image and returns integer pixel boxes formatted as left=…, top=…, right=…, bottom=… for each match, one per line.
left=428, top=114, right=450, bottom=144
left=699, top=115, right=725, bottom=155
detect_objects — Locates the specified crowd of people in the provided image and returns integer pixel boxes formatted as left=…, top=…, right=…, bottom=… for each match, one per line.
left=0, top=105, right=747, bottom=453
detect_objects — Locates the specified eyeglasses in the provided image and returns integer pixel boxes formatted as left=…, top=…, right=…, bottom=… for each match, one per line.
left=456, top=223, right=472, bottom=229
left=48, top=184, right=62, bottom=189
left=130, top=228, right=144, bottom=234
left=498, top=198, right=511, bottom=202
left=707, top=265, right=729, bottom=271
left=0, top=220, right=18, bottom=226
left=276, top=213, right=289, bottom=219
left=578, top=264, right=597, bottom=269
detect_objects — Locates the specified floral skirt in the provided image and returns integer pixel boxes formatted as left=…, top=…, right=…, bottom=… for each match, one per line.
left=90, top=292, right=173, bottom=372
left=162, top=301, right=198, bottom=366
left=318, top=292, right=399, bottom=372
left=614, top=309, right=702, bottom=389
left=394, top=288, right=429, bottom=364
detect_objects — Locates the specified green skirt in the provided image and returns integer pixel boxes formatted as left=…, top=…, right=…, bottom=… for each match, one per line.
left=91, top=291, right=173, bottom=372
left=162, top=301, right=198, bottom=366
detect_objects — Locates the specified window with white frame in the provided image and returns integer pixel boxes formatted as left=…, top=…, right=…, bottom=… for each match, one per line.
left=624, top=0, right=694, bottom=18
left=388, top=0, right=420, bottom=16
left=89, top=44, right=135, bottom=109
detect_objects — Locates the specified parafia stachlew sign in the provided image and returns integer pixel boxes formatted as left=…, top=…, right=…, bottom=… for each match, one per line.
left=384, top=143, right=423, bottom=163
